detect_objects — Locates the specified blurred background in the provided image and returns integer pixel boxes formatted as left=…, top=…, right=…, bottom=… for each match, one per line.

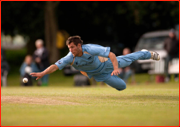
left=1, top=1, right=179, bottom=87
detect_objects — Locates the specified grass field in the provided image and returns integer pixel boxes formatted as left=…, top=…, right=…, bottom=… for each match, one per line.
left=1, top=82, right=179, bottom=126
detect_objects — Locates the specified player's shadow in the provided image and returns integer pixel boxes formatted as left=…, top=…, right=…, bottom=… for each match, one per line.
left=129, top=95, right=179, bottom=101
left=97, top=95, right=179, bottom=101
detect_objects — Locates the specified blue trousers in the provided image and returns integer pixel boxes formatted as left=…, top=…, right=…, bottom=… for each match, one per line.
left=119, top=69, right=132, bottom=83
left=103, top=51, right=151, bottom=91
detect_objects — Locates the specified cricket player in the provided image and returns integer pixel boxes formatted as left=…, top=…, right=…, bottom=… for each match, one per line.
left=30, top=36, right=160, bottom=91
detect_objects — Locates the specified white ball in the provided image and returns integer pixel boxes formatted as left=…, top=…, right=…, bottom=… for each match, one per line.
left=23, top=78, right=28, bottom=83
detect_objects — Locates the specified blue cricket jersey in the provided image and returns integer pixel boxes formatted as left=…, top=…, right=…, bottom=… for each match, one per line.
left=55, top=44, right=114, bottom=81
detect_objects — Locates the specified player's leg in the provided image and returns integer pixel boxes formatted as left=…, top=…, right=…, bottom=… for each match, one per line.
left=103, top=75, right=126, bottom=91
left=117, top=50, right=160, bottom=68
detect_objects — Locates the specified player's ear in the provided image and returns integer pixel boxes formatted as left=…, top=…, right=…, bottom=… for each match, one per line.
left=77, top=43, right=81, bottom=48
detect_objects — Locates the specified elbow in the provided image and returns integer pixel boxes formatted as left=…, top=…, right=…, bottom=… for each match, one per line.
left=108, top=52, right=116, bottom=58
left=53, top=64, right=59, bottom=71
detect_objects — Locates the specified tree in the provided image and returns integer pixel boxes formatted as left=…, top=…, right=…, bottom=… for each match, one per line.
left=44, top=1, right=60, bottom=63
left=2, top=1, right=179, bottom=60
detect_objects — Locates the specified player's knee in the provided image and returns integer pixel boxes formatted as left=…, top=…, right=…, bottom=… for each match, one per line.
left=116, top=83, right=126, bottom=91
left=116, top=86, right=126, bottom=91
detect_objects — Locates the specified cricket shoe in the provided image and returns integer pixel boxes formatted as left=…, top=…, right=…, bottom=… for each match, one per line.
left=141, top=49, right=160, bottom=61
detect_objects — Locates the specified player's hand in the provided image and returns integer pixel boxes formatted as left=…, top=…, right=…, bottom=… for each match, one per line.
left=111, top=68, right=120, bottom=76
left=30, top=72, right=44, bottom=80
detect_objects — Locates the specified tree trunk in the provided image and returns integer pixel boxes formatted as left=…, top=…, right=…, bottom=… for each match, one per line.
left=44, top=1, right=60, bottom=63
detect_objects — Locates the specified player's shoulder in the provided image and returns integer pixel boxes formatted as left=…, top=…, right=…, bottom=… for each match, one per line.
left=59, top=52, right=74, bottom=63
left=82, top=44, right=93, bottom=48
left=82, top=44, right=102, bottom=50
left=66, top=52, right=74, bottom=58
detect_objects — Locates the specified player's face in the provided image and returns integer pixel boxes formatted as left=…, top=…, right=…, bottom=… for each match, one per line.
left=68, top=42, right=82, bottom=57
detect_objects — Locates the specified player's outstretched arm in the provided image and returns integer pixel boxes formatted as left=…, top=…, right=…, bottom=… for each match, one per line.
left=108, top=52, right=120, bottom=76
left=30, top=64, right=59, bottom=80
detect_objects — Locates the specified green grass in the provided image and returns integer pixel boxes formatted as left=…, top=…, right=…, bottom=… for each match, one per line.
left=2, top=70, right=179, bottom=126
left=1, top=83, right=179, bottom=126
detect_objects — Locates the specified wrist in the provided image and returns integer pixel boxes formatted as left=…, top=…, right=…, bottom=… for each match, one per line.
left=114, top=67, right=118, bottom=70
left=41, top=71, right=46, bottom=76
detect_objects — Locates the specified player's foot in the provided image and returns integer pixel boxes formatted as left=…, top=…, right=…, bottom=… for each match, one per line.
left=150, top=51, right=160, bottom=61
left=141, top=49, right=160, bottom=61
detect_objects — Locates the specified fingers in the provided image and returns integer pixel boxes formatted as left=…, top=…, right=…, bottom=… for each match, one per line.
left=117, top=71, right=120, bottom=75
left=30, top=72, right=42, bottom=80
left=30, top=73, right=38, bottom=77
left=111, top=72, right=116, bottom=76
left=114, top=72, right=119, bottom=75
left=30, top=73, right=35, bottom=76
left=111, top=70, right=120, bottom=76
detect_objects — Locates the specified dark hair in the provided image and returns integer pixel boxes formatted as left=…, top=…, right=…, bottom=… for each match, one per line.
left=66, top=35, right=83, bottom=46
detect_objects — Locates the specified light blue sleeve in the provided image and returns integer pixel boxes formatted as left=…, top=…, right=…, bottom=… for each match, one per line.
left=55, top=52, right=73, bottom=70
left=83, top=44, right=110, bottom=57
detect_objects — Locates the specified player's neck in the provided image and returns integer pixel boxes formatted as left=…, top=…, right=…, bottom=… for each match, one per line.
left=77, top=51, right=83, bottom=57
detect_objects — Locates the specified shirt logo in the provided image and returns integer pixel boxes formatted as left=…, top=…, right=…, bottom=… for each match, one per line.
left=88, top=56, right=92, bottom=59
left=58, top=61, right=61, bottom=64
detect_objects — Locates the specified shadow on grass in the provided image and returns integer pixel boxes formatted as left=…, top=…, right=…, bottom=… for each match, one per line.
left=95, top=95, right=179, bottom=101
